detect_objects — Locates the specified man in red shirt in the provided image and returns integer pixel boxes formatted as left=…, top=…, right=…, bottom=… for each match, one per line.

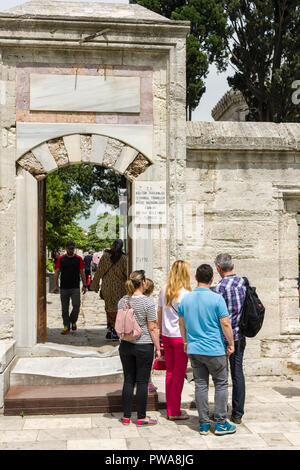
left=53, top=241, right=87, bottom=334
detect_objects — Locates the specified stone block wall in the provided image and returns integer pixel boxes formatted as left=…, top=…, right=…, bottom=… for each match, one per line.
left=0, top=8, right=189, bottom=350
left=0, top=61, right=17, bottom=340
left=186, top=122, right=300, bottom=376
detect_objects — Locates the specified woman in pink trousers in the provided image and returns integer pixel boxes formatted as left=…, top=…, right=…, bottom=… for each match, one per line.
left=158, top=260, right=192, bottom=420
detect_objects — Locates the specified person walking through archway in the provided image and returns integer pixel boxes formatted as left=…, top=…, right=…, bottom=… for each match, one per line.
left=84, top=250, right=93, bottom=290
left=53, top=241, right=87, bottom=334
left=90, top=239, right=127, bottom=340
left=157, top=260, right=192, bottom=420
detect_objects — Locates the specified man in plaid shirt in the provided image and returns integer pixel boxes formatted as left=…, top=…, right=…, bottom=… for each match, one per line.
left=214, top=253, right=246, bottom=424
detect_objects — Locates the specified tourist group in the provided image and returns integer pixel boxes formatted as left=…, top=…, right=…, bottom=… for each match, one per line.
left=53, top=238, right=253, bottom=436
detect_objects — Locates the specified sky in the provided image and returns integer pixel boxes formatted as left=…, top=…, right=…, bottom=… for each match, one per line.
left=1, top=0, right=230, bottom=121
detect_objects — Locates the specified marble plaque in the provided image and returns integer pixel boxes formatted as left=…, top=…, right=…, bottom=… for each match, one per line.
left=30, top=74, right=140, bottom=113
left=134, top=181, right=166, bottom=224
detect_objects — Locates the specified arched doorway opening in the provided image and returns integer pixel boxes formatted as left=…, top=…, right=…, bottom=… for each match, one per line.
left=42, top=162, right=129, bottom=348
left=15, top=133, right=152, bottom=349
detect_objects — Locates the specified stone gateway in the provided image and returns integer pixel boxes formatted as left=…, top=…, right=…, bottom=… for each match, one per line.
left=0, top=1, right=299, bottom=409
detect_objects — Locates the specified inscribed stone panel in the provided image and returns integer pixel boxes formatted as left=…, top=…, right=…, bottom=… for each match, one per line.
left=30, top=74, right=140, bottom=113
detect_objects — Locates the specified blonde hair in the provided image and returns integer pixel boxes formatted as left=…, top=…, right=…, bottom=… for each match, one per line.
left=125, top=270, right=146, bottom=297
left=165, top=260, right=191, bottom=306
left=144, top=278, right=154, bottom=296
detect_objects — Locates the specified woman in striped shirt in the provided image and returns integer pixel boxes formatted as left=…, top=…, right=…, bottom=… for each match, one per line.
left=118, top=270, right=161, bottom=426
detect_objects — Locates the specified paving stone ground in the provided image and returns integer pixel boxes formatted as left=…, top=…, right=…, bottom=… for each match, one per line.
left=1, top=377, right=300, bottom=450
left=2, top=288, right=299, bottom=451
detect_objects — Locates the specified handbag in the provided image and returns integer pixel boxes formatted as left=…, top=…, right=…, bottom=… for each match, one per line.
left=153, top=339, right=166, bottom=370
left=99, top=262, right=114, bottom=299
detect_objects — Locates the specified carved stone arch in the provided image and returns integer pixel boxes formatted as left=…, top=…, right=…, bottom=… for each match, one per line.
left=16, top=132, right=152, bottom=344
left=16, top=133, right=152, bottom=181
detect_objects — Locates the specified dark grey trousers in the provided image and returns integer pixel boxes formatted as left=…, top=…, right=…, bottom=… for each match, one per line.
left=189, top=354, right=228, bottom=425
left=60, top=288, right=81, bottom=327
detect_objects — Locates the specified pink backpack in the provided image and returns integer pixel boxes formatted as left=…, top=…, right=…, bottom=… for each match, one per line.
left=115, top=296, right=143, bottom=341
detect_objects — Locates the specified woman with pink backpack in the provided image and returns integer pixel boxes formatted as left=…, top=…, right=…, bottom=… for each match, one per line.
left=116, top=270, right=161, bottom=427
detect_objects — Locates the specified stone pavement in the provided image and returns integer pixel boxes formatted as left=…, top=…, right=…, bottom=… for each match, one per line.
left=46, top=290, right=120, bottom=355
left=0, top=376, right=300, bottom=450
left=4, top=289, right=297, bottom=450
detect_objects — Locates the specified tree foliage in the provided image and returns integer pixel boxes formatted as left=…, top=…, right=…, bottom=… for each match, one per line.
left=46, top=165, right=126, bottom=253
left=130, top=0, right=231, bottom=119
left=46, top=169, right=91, bottom=253
left=131, top=0, right=300, bottom=123
left=224, top=0, right=300, bottom=122
left=85, top=213, right=121, bottom=252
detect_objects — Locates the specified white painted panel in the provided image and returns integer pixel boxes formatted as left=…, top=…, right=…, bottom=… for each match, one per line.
left=15, top=171, right=38, bottom=348
left=30, top=74, right=140, bottom=113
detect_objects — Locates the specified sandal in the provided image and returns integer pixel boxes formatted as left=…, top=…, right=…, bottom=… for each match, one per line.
left=167, top=410, right=190, bottom=421
left=119, top=417, right=130, bottom=425
left=136, top=417, right=157, bottom=427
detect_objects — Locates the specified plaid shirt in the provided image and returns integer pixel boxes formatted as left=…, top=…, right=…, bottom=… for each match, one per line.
left=214, top=274, right=246, bottom=341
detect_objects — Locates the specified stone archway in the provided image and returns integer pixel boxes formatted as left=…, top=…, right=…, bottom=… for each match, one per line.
left=15, top=134, right=152, bottom=349
left=17, top=133, right=152, bottom=181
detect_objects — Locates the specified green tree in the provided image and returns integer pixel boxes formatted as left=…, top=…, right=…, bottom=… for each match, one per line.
left=86, top=213, right=121, bottom=252
left=56, top=164, right=126, bottom=208
left=225, top=0, right=300, bottom=122
left=130, top=0, right=231, bottom=119
left=46, top=168, right=93, bottom=253
left=46, top=164, right=126, bottom=253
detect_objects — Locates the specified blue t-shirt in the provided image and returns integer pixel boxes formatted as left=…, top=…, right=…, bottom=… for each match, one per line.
left=178, top=288, right=229, bottom=356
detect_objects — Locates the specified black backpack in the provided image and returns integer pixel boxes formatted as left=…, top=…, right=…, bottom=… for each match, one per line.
left=239, top=277, right=265, bottom=337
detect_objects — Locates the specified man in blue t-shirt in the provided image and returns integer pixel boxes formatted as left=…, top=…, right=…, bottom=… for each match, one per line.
left=178, top=264, right=236, bottom=436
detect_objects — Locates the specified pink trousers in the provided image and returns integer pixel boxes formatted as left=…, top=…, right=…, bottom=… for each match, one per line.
left=162, top=335, right=188, bottom=417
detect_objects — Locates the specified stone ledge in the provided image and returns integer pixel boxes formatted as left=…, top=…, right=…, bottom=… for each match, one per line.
left=0, top=340, right=16, bottom=374
left=10, top=356, right=124, bottom=387
left=261, top=335, right=300, bottom=359
left=0, top=340, right=16, bottom=409
left=186, top=122, right=300, bottom=152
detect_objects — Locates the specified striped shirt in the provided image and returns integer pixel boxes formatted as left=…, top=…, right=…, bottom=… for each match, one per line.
left=117, top=294, right=157, bottom=344
left=214, top=275, right=246, bottom=341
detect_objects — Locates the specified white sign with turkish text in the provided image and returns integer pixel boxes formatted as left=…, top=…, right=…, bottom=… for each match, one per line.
left=134, top=181, right=167, bottom=224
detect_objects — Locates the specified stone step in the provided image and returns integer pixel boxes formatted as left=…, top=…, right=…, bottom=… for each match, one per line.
left=10, top=357, right=124, bottom=386
left=4, top=383, right=159, bottom=416
left=30, top=342, right=120, bottom=358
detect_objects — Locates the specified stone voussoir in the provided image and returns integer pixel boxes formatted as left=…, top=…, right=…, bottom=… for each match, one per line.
left=17, top=151, right=47, bottom=178
left=124, top=153, right=151, bottom=181
left=47, top=137, right=69, bottom=167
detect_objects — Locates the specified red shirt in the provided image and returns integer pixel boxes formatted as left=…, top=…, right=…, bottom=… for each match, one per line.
left=55, top=254, right=85, bottom=289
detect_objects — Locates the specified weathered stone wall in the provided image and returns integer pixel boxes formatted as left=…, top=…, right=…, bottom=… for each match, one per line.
left=0, top=61, right=16, bottom=340
left=186, top=121, right=300, bottom=376
left=0, top=7, right=189, bottom=347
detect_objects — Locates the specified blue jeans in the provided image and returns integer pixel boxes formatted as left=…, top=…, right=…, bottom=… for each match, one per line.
left=229, top=337, right=246, bottom=419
